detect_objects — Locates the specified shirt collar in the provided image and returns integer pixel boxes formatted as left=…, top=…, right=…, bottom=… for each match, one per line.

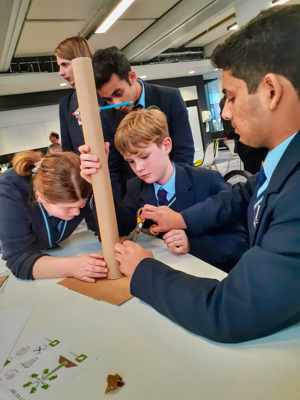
left=153, top=163, right=176, bottom=201
left=135, top=79, right=145, bottom=109
left=263, top=133, right=297, bottom=181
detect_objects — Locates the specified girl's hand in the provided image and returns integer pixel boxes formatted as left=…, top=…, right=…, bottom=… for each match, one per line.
left=72, top=253, right=108, bottom=283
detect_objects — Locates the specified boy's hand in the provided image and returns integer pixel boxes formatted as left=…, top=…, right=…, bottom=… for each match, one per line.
left=140, top=205, right=187, bottom=233
left=114, top=241, right=154, bottom=278
left=79, top=143, right=110, bottom=184
left=163, top=230, right=190, bottom=254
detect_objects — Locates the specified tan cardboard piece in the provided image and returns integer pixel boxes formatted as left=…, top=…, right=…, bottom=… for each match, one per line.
left=57, top=277, right=132, bottom=306
left=0, top=275, right=8, bottom=287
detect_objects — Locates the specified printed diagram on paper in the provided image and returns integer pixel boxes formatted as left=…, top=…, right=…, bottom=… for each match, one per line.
left=0, top=330, right=95, bottom=399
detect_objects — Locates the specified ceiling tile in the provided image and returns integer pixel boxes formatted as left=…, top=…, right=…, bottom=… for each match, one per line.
left=186, top=17, right=236, bottom=47
left=121, top=0, right=178, bottom=19
left=27, top=0, right=104, bottom=20
left=15, top=21, right=85, bottom=57
left=89, top=19, right=155, bottom=51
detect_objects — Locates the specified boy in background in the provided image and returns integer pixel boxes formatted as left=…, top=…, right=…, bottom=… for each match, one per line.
left=80, top=108, right=248, bottom=272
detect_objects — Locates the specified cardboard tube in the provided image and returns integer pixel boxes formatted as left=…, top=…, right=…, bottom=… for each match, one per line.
left=72, top=57, right=121, bottom=279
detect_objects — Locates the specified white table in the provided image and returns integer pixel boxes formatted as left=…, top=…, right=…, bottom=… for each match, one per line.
left=1, top=231, right=299, bottom=399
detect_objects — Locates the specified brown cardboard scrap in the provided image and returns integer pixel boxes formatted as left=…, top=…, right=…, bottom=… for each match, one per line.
left=57, top=277, right=132, bottom=306
left=58, top=356, right=77, bottom=368
left=0, top=275, right=8, bottom=287
left=105, top=374, right=125, bottom=394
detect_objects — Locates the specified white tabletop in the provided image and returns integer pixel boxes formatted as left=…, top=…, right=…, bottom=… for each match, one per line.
left=1, top=231, right=299, bottom=399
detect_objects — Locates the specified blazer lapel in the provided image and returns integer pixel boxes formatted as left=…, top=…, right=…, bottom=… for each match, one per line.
left=174, top=164, right=195, bottom=212
left=140, top=182, right=156, bottom=207
left=250, top=131, right=300, bottom=246
left=70, top=90, right=78, bottom=114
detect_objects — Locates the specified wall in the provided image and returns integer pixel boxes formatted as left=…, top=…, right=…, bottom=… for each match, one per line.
left=0, top=105, right=60, bottom=156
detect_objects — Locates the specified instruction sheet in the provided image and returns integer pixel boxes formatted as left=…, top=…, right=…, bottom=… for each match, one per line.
left=0, top=330, right=95, bottom=399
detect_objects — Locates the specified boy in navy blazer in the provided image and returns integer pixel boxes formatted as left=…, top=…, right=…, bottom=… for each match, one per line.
left=92, top=47, right=194, bottom=201
left=80, top=108, right=249, bottom=272
left=115, top=5, right=300, bottom=343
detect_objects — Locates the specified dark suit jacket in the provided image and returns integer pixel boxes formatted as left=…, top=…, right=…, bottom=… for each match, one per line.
left=131, top=131, right=300, bottom=343
left=59, top=90, right=104, bottom=154
left=102, top=81, right=195, bottom=201
left=116, top=163, right=249, bottom=272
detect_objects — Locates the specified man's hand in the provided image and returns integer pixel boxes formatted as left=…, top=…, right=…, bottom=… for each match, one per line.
left=115, top=241, right=154, bottom=278
left=163, top=229, right=190, bottom=254
left=140, top=205, right=187, bottom=233
left=79, top=143, right=110, bottom=184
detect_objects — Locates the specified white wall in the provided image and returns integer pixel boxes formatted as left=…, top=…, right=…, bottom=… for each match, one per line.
left=0, top=104, right=60, bottom=155
left=187, top=106, right=204, bottom=163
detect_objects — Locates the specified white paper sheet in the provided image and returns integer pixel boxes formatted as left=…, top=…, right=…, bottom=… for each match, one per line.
left=0, top=330, right=96, bottom=399
left=0, top=266, right=8, bottom=275
left=0, top=305, right=34, bottom=374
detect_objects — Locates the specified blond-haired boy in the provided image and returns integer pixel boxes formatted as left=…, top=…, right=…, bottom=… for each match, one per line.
left=80, top=108, right=248, bottom=271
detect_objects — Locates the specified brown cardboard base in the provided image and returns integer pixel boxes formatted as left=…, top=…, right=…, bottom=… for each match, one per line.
left=0, top=275, right=8, bottom=287
left=57, top=276, right=132, bottom=306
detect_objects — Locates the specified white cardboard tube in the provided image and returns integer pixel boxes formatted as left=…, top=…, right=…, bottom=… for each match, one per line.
left=72, top=57, right=122, bottom=279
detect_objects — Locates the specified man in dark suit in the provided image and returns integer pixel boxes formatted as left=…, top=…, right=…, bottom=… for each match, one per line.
left=92, top=47, right=195, bottom=201
left=115, top=5, right=300, bottom=343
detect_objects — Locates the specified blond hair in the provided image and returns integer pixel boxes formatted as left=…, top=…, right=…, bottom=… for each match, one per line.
left=12, top=151, right=91, bottom=203
left=54, top=36, right=94, bottom=60
left=115, top=108, right=169, bottom=155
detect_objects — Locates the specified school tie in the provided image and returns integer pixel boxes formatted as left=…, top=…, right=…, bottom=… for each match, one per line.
left=50, top=216, right=61, bottom=244
left=133, top=103, right=143, bottom=111
left=157, top=187, right=169, bottom=206
left=258, top=163, right=267, bottom=190
left=254, top=163, right=267, bottom=209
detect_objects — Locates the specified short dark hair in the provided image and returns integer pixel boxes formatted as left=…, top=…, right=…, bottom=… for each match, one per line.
left=50, top=132, right=59, bottom=140
left=48, top=143, right=62, bottom=153
left=92, top=47, right=131, bottom=90
left=211, top=5, right=300, bottom=99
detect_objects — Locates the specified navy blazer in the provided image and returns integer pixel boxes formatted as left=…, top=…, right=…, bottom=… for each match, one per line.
left=131, top=132, right=300, bottom=343
left=102, top=81, right=195, bottom=201
left=0, top=169, right=98, bottom=280
left=59, top=90, right=104, bottom=154
left=115, top=163, right=249, bottom=271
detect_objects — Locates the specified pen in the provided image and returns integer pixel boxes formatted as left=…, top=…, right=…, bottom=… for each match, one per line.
left=72, top=101, right=133, bottom=116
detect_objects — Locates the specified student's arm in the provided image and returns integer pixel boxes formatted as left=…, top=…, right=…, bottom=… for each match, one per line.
left=124, top=186, right=300, bottom=342
left=182, top=175, right=256, bottom=236
left=59, top=99, right=74, bottom=152
left=169, top=89, right=194, bottom=165
left=32, top=254, right=107, bottom=282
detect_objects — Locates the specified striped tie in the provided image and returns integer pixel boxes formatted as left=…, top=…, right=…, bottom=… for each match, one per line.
left=157, top=188, right=168, bottom=206
left=254, top=163, right=267, bottom=211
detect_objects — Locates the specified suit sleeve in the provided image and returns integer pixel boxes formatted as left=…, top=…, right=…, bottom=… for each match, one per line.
left=182, top=174, right=257, bottom=236
left=131, top=186, right=300, bottom=342
left=186, top=170, right=249, bottom=272
left=114, top=179, right=142, bottom=236
left=169, top=90, right=194, bottom=165
left=59, top=99, right=74, bottom=152
left=0, top=190, right=48, bottom=280
left=102, top=116, right=126, bottom=202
